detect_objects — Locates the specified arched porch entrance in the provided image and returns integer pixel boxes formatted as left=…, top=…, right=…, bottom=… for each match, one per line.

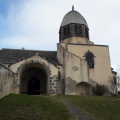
left=20, top=63, right=48, bottom=95
left=75, top=82, right=92, bottom=95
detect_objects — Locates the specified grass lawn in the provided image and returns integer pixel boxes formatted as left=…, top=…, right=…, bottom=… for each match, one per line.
left=1, top=95, right=120, bottom=120
left=0, top=94, right=71, bottom=120
left=56, top=95, right=120, bottom=120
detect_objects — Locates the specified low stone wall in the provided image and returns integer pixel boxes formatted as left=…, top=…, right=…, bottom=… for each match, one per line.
left=0, top=63, right=15, bottom=98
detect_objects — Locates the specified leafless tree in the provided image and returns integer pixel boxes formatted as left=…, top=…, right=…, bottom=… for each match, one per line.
left=117, top=75, right=120, bottom=91
left=109, top=75, right=120, bottom=94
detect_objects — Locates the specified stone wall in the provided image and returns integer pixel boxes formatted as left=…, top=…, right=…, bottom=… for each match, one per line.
left=64, top=50, right=90, bottom=95
left=10, top=55, right=63, bottom=95
left=0, top=63, right=15, bottom=98
left=67, top=44, right=112, bottom=91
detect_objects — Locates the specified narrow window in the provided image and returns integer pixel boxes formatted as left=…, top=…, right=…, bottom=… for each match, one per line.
left=64, top=27, right=67, bottom=37
left=67, top=26, right=70, bottom=37
left=75, top=24, right=78, bottom=36
left=75, top=25, right=82, bottom=37
left=78, top=26, right=82, bottom=37
left=85, top=51, right=94, bottom=68
left=85, top=28, right=89, bottom=39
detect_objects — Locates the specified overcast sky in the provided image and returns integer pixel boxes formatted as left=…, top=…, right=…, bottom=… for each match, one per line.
left=0, top=0, right=120, bottom=73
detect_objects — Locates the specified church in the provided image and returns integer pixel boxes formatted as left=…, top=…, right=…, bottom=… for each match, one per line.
left=0, top=7, right=116, bottom=98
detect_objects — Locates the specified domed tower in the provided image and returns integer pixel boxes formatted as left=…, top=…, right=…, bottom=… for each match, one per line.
left=59, top=6, right=93, bottom=44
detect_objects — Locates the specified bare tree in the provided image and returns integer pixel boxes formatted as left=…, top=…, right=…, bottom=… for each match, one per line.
left=117, top=75, right=120, bottom=91
left=109, top=76, right=117, bottom=94
left=109, top=75, right=120, bottom=94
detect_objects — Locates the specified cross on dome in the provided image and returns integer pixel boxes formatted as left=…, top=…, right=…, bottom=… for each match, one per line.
left=72, top=5, right=74, bottom=11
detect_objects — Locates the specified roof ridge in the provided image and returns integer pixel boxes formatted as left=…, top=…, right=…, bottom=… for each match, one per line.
left=1, top=48, right=57, bottom=52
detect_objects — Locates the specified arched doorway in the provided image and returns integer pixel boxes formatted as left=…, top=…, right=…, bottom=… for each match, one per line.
left=20, top=63, right=48, bottom=95
left=75, top=82, right=92, bottom=95
left=28, top=76, right=40, bottom=95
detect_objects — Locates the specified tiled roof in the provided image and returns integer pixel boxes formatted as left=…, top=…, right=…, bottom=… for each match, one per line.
left=0, top=49, right=59, bottom=65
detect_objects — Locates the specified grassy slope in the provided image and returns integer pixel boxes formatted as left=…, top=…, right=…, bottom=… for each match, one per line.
left=56, top=95, right=120, bottom=120
left=0, top=94, right=71, bottom=120
left=1, top=95, right=120, bottom=120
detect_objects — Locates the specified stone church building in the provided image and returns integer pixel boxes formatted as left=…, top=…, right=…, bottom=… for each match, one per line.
left=0, top=7, right=116, bottom=98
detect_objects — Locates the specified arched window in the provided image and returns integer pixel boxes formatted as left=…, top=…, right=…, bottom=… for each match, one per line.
left=85, top=51, right=94, bottom=68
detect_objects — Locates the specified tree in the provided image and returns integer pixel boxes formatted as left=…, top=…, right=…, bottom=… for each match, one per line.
left=117, top=75, right=120, bottom=91
left=109, top=75, right=120, bottom=94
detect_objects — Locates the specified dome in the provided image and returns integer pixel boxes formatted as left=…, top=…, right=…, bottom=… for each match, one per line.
left=61, top=10, right=88, bottom=28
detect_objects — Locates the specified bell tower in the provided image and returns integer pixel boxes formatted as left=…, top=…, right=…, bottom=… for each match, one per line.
left=59, top=6, right=93, bottom=45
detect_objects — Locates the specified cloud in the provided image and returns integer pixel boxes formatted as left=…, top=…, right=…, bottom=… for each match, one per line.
left=0, top=0, right=61, bottom=50
left=0, top=0, right=120, bottom=67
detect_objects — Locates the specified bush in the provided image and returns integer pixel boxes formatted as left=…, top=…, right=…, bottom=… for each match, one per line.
left=112, top=93, right=117, bottom=97
left=92, top=84, right=109, bottom=96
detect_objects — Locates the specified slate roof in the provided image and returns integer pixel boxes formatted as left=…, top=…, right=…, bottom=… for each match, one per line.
left=0, top=49, right=59, bottom=65
left=61, top=10, right=88, bottom=28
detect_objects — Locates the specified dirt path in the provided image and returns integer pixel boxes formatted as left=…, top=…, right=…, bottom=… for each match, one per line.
left=60, top=100, right=96, bottom=120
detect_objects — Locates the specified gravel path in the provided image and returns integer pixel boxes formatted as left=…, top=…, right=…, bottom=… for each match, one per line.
left=60, top=100, right=96, bottom=120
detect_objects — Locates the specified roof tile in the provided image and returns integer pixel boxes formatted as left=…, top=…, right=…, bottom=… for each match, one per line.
left=0, top=49, right=59, bottom=65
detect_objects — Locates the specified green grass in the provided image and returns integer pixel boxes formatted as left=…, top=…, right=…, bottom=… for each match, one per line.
left=0, top=94, right=71, bottom=120
left=56, top=95, right=120, bottom=120
left=1, top=95, right=120, bottom=120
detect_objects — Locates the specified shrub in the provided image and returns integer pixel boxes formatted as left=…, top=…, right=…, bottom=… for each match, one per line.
left=92, top=84, right=109, bottom=96
left=112, top=93, right=117, bottom=97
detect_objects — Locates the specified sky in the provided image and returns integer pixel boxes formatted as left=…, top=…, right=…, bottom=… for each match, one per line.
left=0, top=0, right=120, bottom=73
